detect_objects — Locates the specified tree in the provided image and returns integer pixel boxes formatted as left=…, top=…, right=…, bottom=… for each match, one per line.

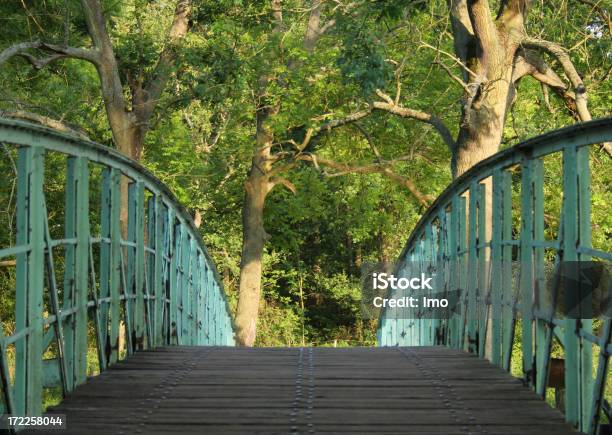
left=0, top=0, right=192, bottom=161
left=0, top=0, right=196, bottom=237
left=371, top=0, right=610, bottom=175
left=233, top=0, right=611, bottom=345
left=1, top=0, right=607, bottom=349
left=232, top=0, right=432, bottom=345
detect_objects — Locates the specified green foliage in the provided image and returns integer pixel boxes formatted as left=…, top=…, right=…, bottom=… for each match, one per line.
left=336, top=17, right=392, bottom=96
left=0, top=0, right=610, bottom=350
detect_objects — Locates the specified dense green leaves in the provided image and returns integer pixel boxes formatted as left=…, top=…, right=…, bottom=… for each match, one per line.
left=0, top=0, right=610, bottom=346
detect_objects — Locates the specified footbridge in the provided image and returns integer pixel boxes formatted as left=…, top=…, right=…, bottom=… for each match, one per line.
left=0, top=118, right=610, bottom=434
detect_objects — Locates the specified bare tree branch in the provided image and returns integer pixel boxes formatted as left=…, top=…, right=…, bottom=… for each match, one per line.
left=270, top=177, right=297, bottom=194
left=319, top=19, right=336, bottom=36
left=515, top=54, right=581, bottom=118
left=522, top=37, right=612, bottom=157
left=0, top=41, right=40, bottom=65
left=298, top=154, right=432, bottom=207
left=513, top=50, right=566, bottom=88
left=353, top=123, right=382, bottom=163
left=420, top=40, right=478, bottom=79
left=372, top=89, right=457, bottom=152
left=434, top=60, right=472, bottom=92
left=41, top=42, right=100, bottom=64
left=17, top=52, right=67, bottom=69
left=522, top=37, right=589, bottom=118
left=0, top=40, right=100, bottom=67
left=303, top=107, right=373, bottom=150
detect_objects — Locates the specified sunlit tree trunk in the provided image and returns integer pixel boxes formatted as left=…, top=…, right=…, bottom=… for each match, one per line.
left=450, top=0, right=525, bottom=177
left=448, top=0, right=525, bottom=357
left=234, top=0, right=298, bottom=346
left=234, top=142, right=273, bottom=346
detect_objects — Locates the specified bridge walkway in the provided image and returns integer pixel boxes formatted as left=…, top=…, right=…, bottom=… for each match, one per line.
left=36, top=347, right=576, bottom=435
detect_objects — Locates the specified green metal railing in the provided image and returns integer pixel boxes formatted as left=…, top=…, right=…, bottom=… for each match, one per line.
left=377, top=118, right=612, bottom=434
left=0, top=119, right=235, bottom=417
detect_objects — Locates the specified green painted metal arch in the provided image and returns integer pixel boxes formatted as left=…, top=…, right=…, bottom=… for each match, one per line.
left=377, top=117, right=612, bottom=434
left=0, top=117, right=233, bottom=310
left=398, top=117, right=612, bottom=260
left=0, top=118, right=235, bottom=419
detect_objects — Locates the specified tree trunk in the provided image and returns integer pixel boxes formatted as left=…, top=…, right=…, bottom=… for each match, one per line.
left=234, top=165, right=271, bottom=346
left=453, top=59, right=516, bottom=175
left=452, top=59, right=515, bottom=178
left=454, top=117, right=505, bottom=178
left=448, top=0, right=528, bottom=178
left=112, top=118, right=145, bottom=236
left=447, top=1, right=527, bottom=358
left=233, top=0, right=284, bottom=346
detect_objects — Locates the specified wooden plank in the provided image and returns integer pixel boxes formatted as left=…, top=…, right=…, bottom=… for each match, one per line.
left=30, top=347, right=577, bottom=434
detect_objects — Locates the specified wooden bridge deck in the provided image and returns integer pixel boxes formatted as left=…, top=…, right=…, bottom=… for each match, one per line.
left=36, top=346, right=576, bottom=434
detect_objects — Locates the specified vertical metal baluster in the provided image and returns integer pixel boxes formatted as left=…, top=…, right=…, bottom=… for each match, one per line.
left=100, top=169, right=111, bottom=357
left=449, top=196, right=459, bottom=349
left=15, top=146, right=45, bottom=415
left=424, top=223, right=433, bottom=345
left=119, top=246, right=134, bottom=356
left=190, top=243, right=198, bottom=345
left=0, top=322, right=14, bottom=415
left=435, top=211, right=445, bottom=346
left=75, top=158, right=90, bottom=385
left=468, top=183, right=478, bottom=354
left=577, top=143, right=593, bottom=432
left=587, top=319, right=610, bottom=435
left=181, top=229, right=190, bottom=344
left=204, top=264, right=213, bottom=345
left=108, top=169, right=121, bottom=363
left=128, top=181, right=145, bottom=350
left=458, top=196, right=467, bottom=350
left=501, top=171, right=514, bottom=372
left=491, top=170, right=503, bottom=366
left=41, top=196, right=69, bottom=395
left=62, top=155, right=76, bottom=392
left=533, top=159, right=547, bottom=394
left=153, top=197, right=164, bottom=346
left=14, top=146, right=29, bottom=410
left=169, top=221, right=179, bottom=345
left=215, top=280, right=222, bottom=344
left=562, top=145, right=579, bottom=426
left=126, top=182, right=135, bottom=352
left=520, top=157, right=535, bottom=386
left=477, top=182, right=488, bottom=359
left=146, top=197, right=156, bottom=348
left=197, top=254, right=205, bottom=345
left=160, top=204, right=169, bottom=345
left=89, top=238, right=107, bottom=371
left=166, top=208, right=176, bottom=345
